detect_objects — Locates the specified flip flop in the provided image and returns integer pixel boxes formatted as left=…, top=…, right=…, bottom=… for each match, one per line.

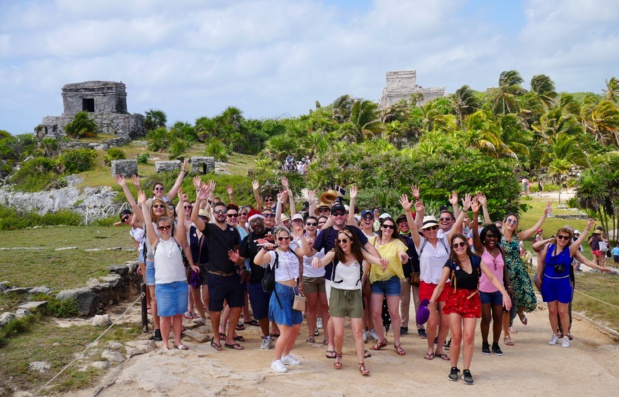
left=244, top=319, right=260, bottom=326
left=224, top=342, right=244, bottom=350
left=233, top=335, right=245, bottom=342
left=177, top=344, right=189, bottom=350
left=424, top=352, right=435, bottom=360
left=436, top=352, right=450, bottom=361
left=210, top=339, right=222, bottom=351
left=326, top=350, right=337, bottom=359
left=236, top=323, right=246, bottom=331
left=504, top=336, right=514, bottom=346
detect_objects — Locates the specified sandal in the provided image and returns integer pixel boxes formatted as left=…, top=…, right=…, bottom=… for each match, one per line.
left=359, top=362, right=369, bottom=376
left=504, top=336, right=514, bottom=346
left=224, top=342, right=244, bottom=350
left=236, top=322, right=246, bottom=331
left=244, top=319, right=260, bottom=326
left=177, top=343, right=189, bottom=350
left=325, top=350, right=336, bottom=359
left=334, top=352, right=343, bottom=369
left=424, top=352, right=435, bottom=360
left=518, top=313, right=528, bottom=325
left=436, top=352, right=450, bottom=361
left=370, top=339, right=388, bottom=351
left=233, top=334, right=245, bottom=342
left=394, top=344, right=406, bottom=356
left=364, top=349, right=371, bottom=358
left=210, top=339, right=222, bottom=351
left=306, top=337, right=316, bottom=344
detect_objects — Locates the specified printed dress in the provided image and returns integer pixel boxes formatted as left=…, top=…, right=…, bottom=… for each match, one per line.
left=500, top=236, right=537, bottom=312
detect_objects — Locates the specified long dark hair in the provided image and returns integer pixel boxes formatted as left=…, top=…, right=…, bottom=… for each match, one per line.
left=334, top=229, right=364, bottom=264
left=449, top=233, right=478, bottom=267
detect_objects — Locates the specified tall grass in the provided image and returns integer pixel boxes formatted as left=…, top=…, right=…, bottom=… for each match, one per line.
left=0, top=205, right=83, bottom=230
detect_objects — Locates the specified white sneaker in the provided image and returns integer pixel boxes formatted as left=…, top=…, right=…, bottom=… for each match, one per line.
left=260, top=337, right=272, bottom=350
left=316, top=318, right=323, bottom=329
left=362, top=330, right=368, bottom=343
left=548, top=334, right=559, bottom=345
left=282, top=354, right=301, bottom=366
left=562, top=336, right=570, bottom=348
left=369, top=329, right=378, bottom=341
left=271, top=360, right=288, bottom=373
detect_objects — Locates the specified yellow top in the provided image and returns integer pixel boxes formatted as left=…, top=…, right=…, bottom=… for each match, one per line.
left=368, top=236, right=407, bottom=283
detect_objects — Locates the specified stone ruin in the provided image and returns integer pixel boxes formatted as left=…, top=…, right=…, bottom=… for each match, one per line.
left=36, top=81, right=145, bottom=139
left=378, top=70, right=446, bottom=109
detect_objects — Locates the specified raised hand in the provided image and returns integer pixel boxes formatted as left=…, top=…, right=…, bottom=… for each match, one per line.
left=227, top=185, right=234, bottom=196
left=277, top=190, right=286, bottom=202
left=177, top=188, right=184, bottom=202
left=252, top=180, right=260, bottom=191
left=137, top=190, right=147, bottom=205
left=399, top=194, right=413, bottom=212
left=182, top=193, right=188, bottom=202
left=307, top=189, right=315, bottom=203
left=476, top=192, right=487, bottom=206
left=545, top=201, right=553, bottom=215
left=449, top=190, right=459, bottom=206
left=281, top=176, right=289, bottom=189
left=183, top=158, right=189, bottom=171
left=131, top=174, right=140, bottom=188
left=198, top=184, right=209, bottom=201
left=586, top=218, right=595, bottom=230
left=192, top=176, right=201, bottom=191
left=410, top=185, right=420, bottom=200
left=350, top=185, right=358, bottom=200
left=414, top=200, right=424, bottom=213
left=461, top=193, right=472, bottom=211
left=115, top=174, right=126, bottom=187
left=471, top=197, right=480, bottom=214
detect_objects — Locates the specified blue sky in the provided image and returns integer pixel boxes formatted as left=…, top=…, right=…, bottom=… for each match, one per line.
left=1, top=0, right=618, bottom=134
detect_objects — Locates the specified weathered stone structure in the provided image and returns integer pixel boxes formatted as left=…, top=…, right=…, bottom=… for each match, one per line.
left=155, top=160, right=181, bottom=173
left=378, top=70, right=446, bottom=109
left=111, top=160, right=138, bottom=178
left=191, top=156, right=216, bottom=174
left=36, top=81, right=145, bottom=139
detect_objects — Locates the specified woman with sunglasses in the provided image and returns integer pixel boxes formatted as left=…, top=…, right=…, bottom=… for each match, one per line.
left=471, top=198, right=511, bottom=356
left=254, top=226, right=308, bottom=373
left=400, top=193, right=471, bottom=361
left=501, top=203, right=551, bottom=346
left=429, top=233, right=511, bottom=384
left=138, top=189, right=199, bottom=351
left=312, top=229, right=387, bottom=375
left=367, top=216, right=408, bottom=355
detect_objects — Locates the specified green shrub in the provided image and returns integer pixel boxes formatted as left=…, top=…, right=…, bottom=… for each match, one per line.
left=59, top=148, right=97, bottom=174
left=0, top=315, right=36, bottom=345
left=45, top=297, right=79, bottom=318
left=205, top=138, right=230, bottom=162
left=0, top=205, right=82, bottom=230
left=65, top=111, right=98, bottom=138
left=168, top=138, right=187, bottom=159
left=137, top=152, right=149, bottom=164
left=8, top=156, right=58, bottom=192
left=147, top=127, right=169, bottom=152
left=104, top=147, right=127, bottom=166
left=566, top=197, right=579, bottom=209
left=91, top=216, right=117, bottom=226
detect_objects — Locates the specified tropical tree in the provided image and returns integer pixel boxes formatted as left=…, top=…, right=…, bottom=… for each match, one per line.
left=451, top=85, right=482, bottom=129
left=348, top=99, right=384, bottom=141
left=65, top=111, right=98, bottom=138
left=530, top=74, right=558, bottom=108
left=331, top=95, right=354, bottom=123
left=603, top=77, right=619, bottom=102
left=487, top=70, right=526, bottom=116
left=581, top=99, right=619, bottom=146
left=144, top=109, right=167, bottom=132
left=146, top=127, right=169, bottom=152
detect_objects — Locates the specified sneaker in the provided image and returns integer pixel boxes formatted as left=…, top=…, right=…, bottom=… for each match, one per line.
left=260, top=337, right=272, bottom=350
left=462, top=369, right=474, bottom=385
left=314, top=328, right=319, bottom=337
left=317, top=318, right=323, bottom=329
left=492, top=343, right=503, bottom=356
left=400, top=326, right=409, bottom=335
left=271, top=359, right=288, bottom=373
left=362, top=330, right=368, bottom=343
left=548, top=334, right=559, bottom=345
left=418, top=328, right=427, bottom=339
left=448, top=367, right=460, bottom=382
left=369, top=329, right=378, bottom=341
left=153, top=329, right=162, bottom=342
left=482, top=342, right=491, bottom=355
left=444, top=339, right=451, bottom=350
left=282, top=354, right=301, bottom=366
left=562, top=336, right=570, bottom=348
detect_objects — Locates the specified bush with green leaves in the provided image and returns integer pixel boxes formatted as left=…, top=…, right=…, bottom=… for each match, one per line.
left=0, top=204, right=83, bottom=230
left=137, top=152, right=149, bottom=164
left=104, top=147, right=127, bottom=166
left=58, top=148, right=97, bottom=174
left=8, top=156, right=59, bottom=192
left=205, top=138, right=230, bottom=162
left=44, top=297, right=79, bottom=317
left=168, top=137, right=188, bottom=159
left=65, top=111, right=98, bottom=138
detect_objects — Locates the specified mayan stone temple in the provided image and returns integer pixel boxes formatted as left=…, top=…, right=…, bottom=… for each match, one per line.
left=36, top=81, right=145, bottom=139
left=378, top=70, right=445, bottom=109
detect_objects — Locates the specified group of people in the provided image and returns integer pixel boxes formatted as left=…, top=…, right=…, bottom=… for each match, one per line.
left=116, top=169, right=613, bottom=384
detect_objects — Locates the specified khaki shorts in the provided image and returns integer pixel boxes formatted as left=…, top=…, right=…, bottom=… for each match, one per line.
left=302, top=276, right=326, bottom=295
left=329, top=288, right=363, bottom=319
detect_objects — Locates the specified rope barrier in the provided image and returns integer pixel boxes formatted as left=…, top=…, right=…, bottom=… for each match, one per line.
left=33, top=293, right=142, bottom=396
left=574, top=289, right=619, bottom=309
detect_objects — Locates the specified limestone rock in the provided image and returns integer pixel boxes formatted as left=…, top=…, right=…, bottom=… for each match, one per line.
left=92, top=314, right=111, bottom=327
left=15, top=308, right=32, bottom=318
left=4, top=287, right=31, bottom=295
left=55, top=246, right=78, bottom=251
left=126, top=342, right=156, bottom=358
left=107, top=265, right=129, bottom=277
left=29, top=286, right=52, bottom=295
left=183, top=329, right=210, bottom=343
left=99, top=274, right=122, bottom=288
left=155, top=160, right=181, bottom=173
left=0, top=281, right=9, bottom=293
left=101, top=349, right=125, bottom=363
left=18, top=301, right=47, bottom=311
left=90, top=361, right=111, bottom=370
left=111, top=160, right=138, bottom=178
left=29, top=361, right=51, bottom=372
left=107, top=340, right=124, bottom=351
left=86, top=278, right=101, bottom=288
left=57, top=287, right=98, bottom=316
left=0, top=312, right=16, bottom=326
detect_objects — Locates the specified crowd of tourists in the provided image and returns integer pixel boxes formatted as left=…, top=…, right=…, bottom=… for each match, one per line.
left=115, top=168, right=612, bottom=384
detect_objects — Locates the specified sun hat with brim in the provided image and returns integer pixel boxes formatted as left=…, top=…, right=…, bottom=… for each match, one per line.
left=281, top=214, right=291, bottom=222
left=416, top=299, right=430, bottom=325
left=594, top=229, right=602, bottom=234
left=198, top=209, right=210, bottom=218
left=574, top=230, right=581, bottom=235
left=420, top=215, right=439, bottom=230
left=314, top=202, right=331, bottom=215
left=291, top=213, right=304, bottom=221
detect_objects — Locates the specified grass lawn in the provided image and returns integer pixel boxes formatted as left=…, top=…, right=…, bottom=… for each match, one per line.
left=572, top=272, right=619, bottom=333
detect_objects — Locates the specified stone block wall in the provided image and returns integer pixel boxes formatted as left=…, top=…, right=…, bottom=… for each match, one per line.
left=191, top=156, right=216, bottom=174
left=378, top=70, right=446, bottom=109
left=155, top=161, right=181, bottom=173
left=111, top=160, right=138, bottom=177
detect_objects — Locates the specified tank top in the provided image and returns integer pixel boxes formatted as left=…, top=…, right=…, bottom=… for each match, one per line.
left=544, top=244, right=571, bottom=279
left=332, top=260, right=363, bottom=290
left=153, top=238, right=186, bottom=284
left=479, top=247, right=504, bottom=293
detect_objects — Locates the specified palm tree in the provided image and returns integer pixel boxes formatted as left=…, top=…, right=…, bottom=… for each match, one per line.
left=530, top=74, right=558, bottom=108
left=349, top=99, right=384, bottom=141
left=581, top=99, right=619, bottom=146
left=451, top=85, right=482, bottom=129
left=144, top=109, right=167, bottom=133
left=487, top=70, right=526, bottom=116
left=331, top=95, right=354, bottom=123
left=603, top=77, right=619, bottom=102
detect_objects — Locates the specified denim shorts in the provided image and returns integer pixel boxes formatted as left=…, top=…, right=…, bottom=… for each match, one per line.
left=138, top=250, right=145, bottom=263
left=370, top=276, right=401, bottom=297
left=155, top=281, right=189, bottom=317
left=145, top=261, right=155, bottom=286
left=269, top=282, right=303, bottom=327
left=248, top=281, right=270, bottom=320
left=480, top=290, right=503, bottom=305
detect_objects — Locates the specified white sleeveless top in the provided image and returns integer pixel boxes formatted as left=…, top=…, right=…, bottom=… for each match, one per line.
left=153, top=238, right=186, bottom=284
left=332, top=259, right=363, bottom=290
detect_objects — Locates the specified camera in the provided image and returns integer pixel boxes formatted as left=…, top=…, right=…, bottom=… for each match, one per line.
left=554, top=264, right=565, bottom=274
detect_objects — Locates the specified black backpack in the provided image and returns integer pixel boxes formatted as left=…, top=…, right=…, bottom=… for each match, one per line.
left=261, top=251, right=282, bottom=308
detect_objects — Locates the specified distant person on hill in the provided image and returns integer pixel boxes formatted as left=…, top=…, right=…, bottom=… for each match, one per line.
left=612, top=243, right=619, bottom=266
left=588, top=229, right=608, bottom=267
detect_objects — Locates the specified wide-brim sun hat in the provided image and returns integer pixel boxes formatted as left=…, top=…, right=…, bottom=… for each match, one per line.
left=314, top=202, right=331, bottom=216
left=420, top=216, right=439, bottom=230
left=417, top=299, right=430, bottom=325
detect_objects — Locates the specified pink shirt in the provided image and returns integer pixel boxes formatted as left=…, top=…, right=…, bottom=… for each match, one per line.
left=479, top=247, right=504, bottom=293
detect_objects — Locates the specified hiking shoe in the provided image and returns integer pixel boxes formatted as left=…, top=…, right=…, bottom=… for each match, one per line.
left=317, top=318, right=323, bottom=329
left=282, top=354, right=301, bottom=366
left=153, top=329, right=162, bottom=342
left=482, top=342, right=491, bottom=355
left=418, top=328, right=427, bottom=339
left=444, top=338, right=451, bottom=350
left=369, top=329, right=378, bottom=341
left=400, top=326, right=409, bottom=335
left=548, top=334, right=559, bottom=345
left=492, top=343, right=503, bottom=356
left=260, top=337, right=272, bottom=350
left=448, top=367, right=460, bottom=382
left=562, top=336, right=570, bottom=348
left=271, top=360, right=288, bottom=373
left=462, top=369, right=474, bottom=385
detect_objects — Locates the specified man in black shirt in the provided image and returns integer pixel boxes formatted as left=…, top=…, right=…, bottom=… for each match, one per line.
left=193, top=185, right=243, bottom=351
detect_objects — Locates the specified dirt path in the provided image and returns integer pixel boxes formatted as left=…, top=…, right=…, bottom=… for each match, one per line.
left=67, top=294, right=618, bottom=397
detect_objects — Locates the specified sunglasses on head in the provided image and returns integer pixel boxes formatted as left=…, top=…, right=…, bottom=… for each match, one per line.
left=306, top=222, right=317, bottom=226
left=227, top=213, right=238, bottom=218
left=382, top=224, right=395, bottom=230
left=452, top=241, right=467, bottom=249
left=336, top=238, right=350, bottom=244
left=277, top=236, right=290, bottom=241
left=263, top=213, right=275, bottom=218
left=152, top=204, right=165, bottom=209
left=158, top=225, right=172, bottom=231
left=557, top=235, right=571, bottom=241
left=214, top=209, right=227, bottom=214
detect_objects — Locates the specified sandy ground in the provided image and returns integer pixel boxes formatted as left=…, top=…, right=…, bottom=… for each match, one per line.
left=65, top=290, right=619, bottom=397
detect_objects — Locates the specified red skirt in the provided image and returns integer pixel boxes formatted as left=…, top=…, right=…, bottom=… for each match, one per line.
left=442, top=288, right=481, bottom=319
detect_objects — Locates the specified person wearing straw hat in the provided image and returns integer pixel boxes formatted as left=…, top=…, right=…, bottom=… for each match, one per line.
left=588, top=228, right=608, bottom=268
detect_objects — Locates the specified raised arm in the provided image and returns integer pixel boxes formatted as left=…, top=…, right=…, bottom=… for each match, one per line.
left=166, top=158, right=188, bottom=201
left=312, top=250, right=335, bottom=268
left=275, top=191, right=285, bottom=227
left=115, top=174, right=139, bottom=210
left=174, top=188, right=188, bottom=246
left=400, top=194, right=421, bottom=249
left=348, top=185, right=358, bottom=226
left=252, top=180, right=263, bottom=212
left=226, top=185, right=236, bottom=205
left=411, top=185, right=424, bottom=230
left=293, top=236, right=310, bottom=257
left=535, top=245, right=548, bottom=290
left=362, top=249, right=389, bottom=269
left=449, top=190, right=461, bottom=220
left=574, top=251, right=612, bottom=273
left=518, top=201, right=552, bottom=241
left=307, top=189, right=317, bottom=216
left=446, top=193, right=472, bottom=243
left=192, top=183, right=210, bottom=232
left=138, top=191, right=158, bottom=249
left=471, top=197, right=483, bottom=254
left=477, top=193, right=493, bottom=225
left=570, top=218, right=594, bottom=256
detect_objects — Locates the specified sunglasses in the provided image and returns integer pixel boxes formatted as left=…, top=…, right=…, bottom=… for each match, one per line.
left=318, top=208, right=330, bottom=213
left=506, top=219, right=518, bottom=225
left=277, top=236, right=290, bottom=241
left=485, top=234, right=498, bottom=239
left=152, top=204, right=165, bottom=209
left=183, top=205, right=192, bottom=210
left=239, top=212, right=248, bottom=216
left=382, top=224, right=395, bottom=230
left=121, top=216, right=129, bottom=222
left=263, top=213, right=275, bottom=218
left=425, top=225, right=439, bottom=231
left=227, top=213, right=238, bottom=218
left=265, top=198, right=274, bottom=202
left=158, top=225, right=172, bottom=231
left=439, top=217, right=452, bottom=222
left=363, top=216, right=373, bottom=220
left=214, top=209, right=227, bottom=214
left=154, top=187, right=164, bottom=191
left=557, top=235, right=571, bottom=241
left=452, top=242, right=467, bottom=249
left=336, top=238, right=350, bottom=244
left=332, top=212, right=346, bottom=217
left=306, top=222, right=317, bottom=226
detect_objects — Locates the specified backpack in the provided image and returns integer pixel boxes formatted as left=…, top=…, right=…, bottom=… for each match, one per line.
left=331, top=255, right=363, bottom=287
left=262, top=251, right=282, bottom=308
left=419, top=237, right=449, bottom=257
left=447, top=254, right=482, bottom=292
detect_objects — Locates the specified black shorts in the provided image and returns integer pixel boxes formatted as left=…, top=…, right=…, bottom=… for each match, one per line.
left=207, top=272, right=244, bottom=312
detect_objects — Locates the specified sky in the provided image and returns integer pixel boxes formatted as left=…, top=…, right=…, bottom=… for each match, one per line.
left=1, top=0, right=618, bottom=135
